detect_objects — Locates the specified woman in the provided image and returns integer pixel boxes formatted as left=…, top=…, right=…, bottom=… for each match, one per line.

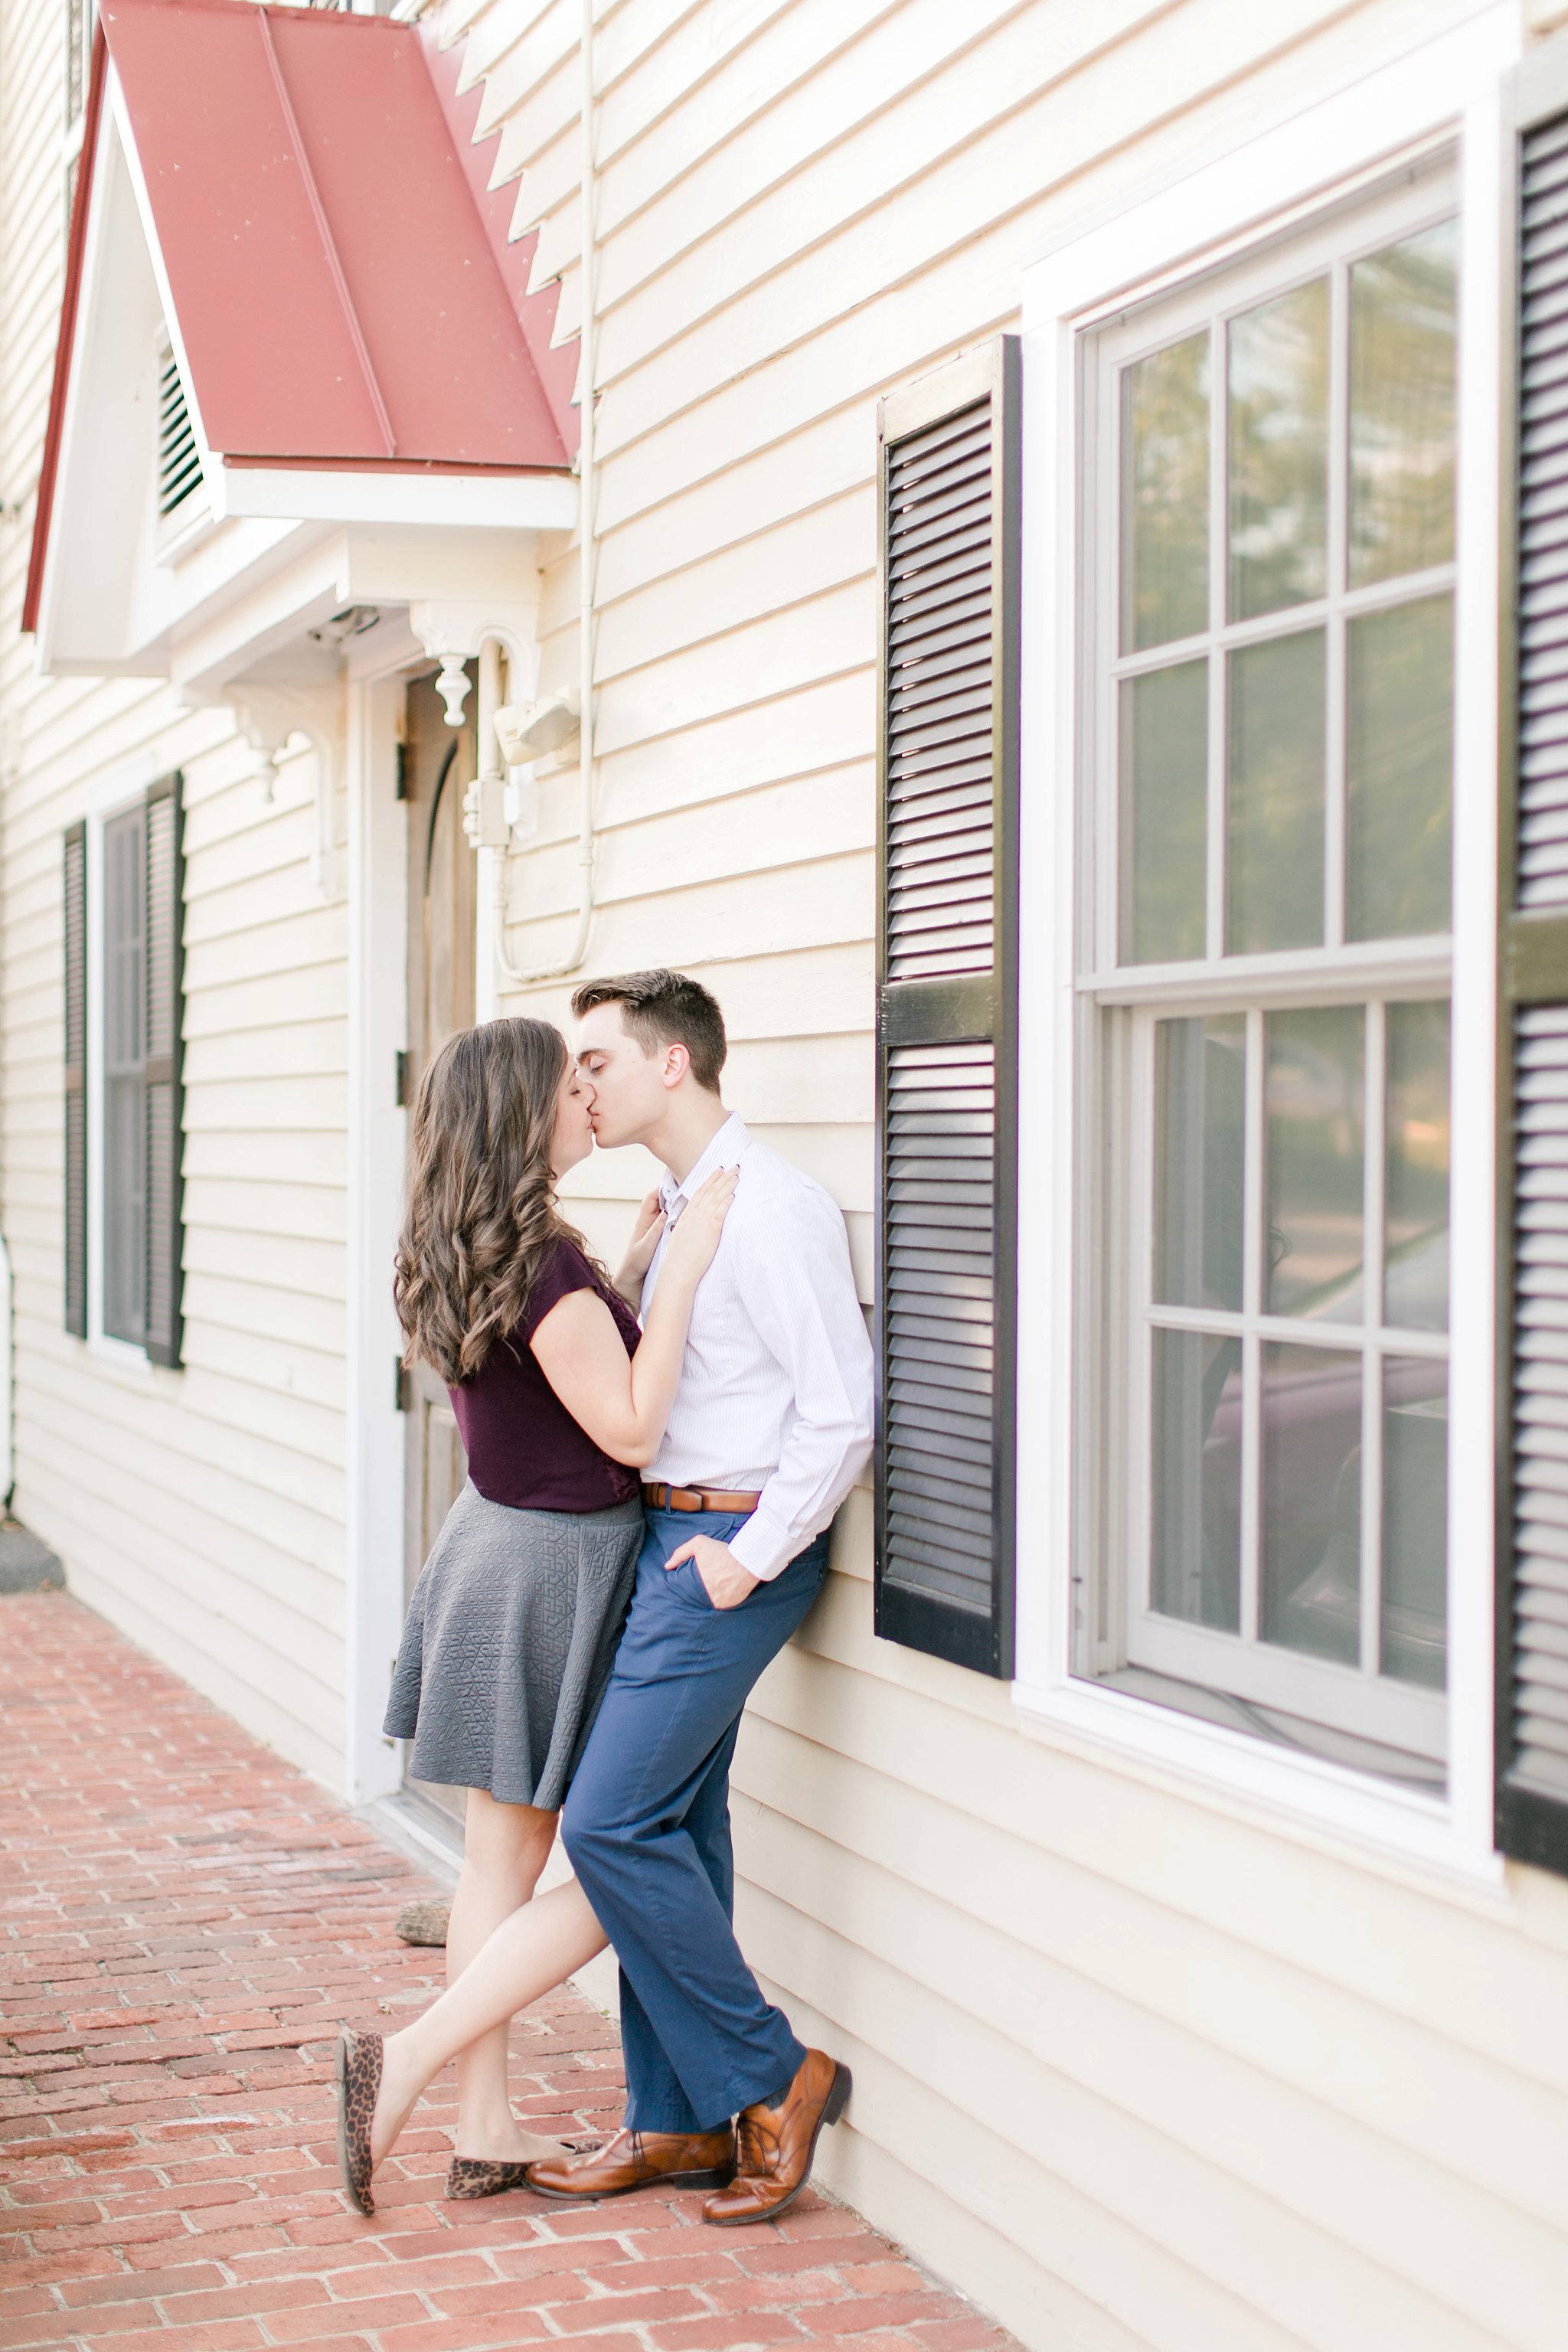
left=338, top=1017, right=731, bottom=2214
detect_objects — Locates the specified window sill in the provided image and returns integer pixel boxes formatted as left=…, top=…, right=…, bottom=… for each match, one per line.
left=87, top=1333, right=152, bottom=1375
left=1012, top=1668, right=1504, bottom=1891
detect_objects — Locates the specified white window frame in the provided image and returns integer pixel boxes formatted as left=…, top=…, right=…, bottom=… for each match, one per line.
left=64, top=0, right=91, bottom=145
left=1014, top=2, right=1519, bottom=1877
left=84, top=760, right=162, bottom=1374
left=1093, top=172, right=1458, bottom=1775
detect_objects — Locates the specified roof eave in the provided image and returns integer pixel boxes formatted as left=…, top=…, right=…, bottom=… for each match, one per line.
left=212, top=463, right=577, bottom=531
left=21, top=23, right=108, bottom=638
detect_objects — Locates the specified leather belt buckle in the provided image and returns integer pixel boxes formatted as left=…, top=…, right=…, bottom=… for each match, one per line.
left=642, top=1481, right=762, bottom=1514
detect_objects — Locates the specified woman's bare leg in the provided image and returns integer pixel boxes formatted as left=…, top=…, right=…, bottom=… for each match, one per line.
left=371, top=1872, right=608, bottom=2168
left=443, top=1790, right=561, bottom=2162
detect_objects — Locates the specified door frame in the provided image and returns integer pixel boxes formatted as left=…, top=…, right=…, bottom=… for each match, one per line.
left=399, top=662, right=478, bottom=1818
left=344, top=652, right=416, bottom=1805
left=342, top=609, right=545, bottom=1803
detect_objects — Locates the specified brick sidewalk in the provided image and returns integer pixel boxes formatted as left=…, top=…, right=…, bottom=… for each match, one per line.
left=0, top=1594, right=1015, bottom=2352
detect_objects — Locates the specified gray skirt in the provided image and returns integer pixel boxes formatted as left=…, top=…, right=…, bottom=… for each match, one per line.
left=383, top=1482, right=644, bottom=1811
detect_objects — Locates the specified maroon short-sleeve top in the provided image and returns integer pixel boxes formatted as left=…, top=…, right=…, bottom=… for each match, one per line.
left=448, top=1237, right=642, bottom=1514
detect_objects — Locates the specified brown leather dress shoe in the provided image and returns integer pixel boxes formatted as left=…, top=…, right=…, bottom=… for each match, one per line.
left=525, top=2125, right=735, bottom=2203
left=702, top=2050, right=851, bottom=2226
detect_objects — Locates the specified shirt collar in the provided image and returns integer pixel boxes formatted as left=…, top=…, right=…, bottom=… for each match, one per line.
left=662, top=1112, right=750, bottom=1215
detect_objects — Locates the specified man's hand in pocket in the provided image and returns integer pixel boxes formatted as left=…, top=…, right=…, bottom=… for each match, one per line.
left=664, top=1535, right=759, bottom=1610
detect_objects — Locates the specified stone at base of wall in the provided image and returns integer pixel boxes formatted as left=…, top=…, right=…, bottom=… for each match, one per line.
left=394, top=1896, right=452, bottom=1945
left=0, top=1522, right=65, bottom=1592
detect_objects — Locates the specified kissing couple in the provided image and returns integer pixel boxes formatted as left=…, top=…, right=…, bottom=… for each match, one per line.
left=334, top=967, right=874, bottom=2228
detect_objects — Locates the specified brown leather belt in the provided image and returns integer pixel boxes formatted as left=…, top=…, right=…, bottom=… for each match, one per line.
left=642, top=1482, right=761, bottom=1514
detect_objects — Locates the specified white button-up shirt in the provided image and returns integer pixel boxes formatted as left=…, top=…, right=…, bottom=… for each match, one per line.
left=641, top=1112, right=874, bottom=1581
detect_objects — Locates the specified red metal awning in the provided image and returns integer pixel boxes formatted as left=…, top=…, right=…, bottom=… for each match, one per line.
left=24, top=0, right=575, bottom=632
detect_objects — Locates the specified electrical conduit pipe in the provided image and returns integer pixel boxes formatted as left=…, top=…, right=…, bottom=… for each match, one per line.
left=488, top=0, right=596, bottom=990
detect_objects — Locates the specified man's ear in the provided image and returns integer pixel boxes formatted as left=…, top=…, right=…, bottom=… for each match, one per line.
left=661, top=1041, right=691, bottom=1091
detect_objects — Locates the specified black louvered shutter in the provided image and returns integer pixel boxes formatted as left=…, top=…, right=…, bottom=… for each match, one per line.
left=1500, top=78, right=1568, bottom=1869
left=874, top=338, right=1019, bottom=1677
left=63, top=822, right=87, bottom=1338
left=143, top=773, right=185, bottom=1367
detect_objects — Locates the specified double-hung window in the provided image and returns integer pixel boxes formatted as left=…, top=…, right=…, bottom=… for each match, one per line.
left=64, top=773, right=185, bottom=1367
left=1079, top=172, right=1457, bottom=1787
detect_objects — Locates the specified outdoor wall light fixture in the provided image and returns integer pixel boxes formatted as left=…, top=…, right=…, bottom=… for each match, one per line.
left=492, top=688, right=580, bottom=764
left=307, top=604, right=381, bottom=646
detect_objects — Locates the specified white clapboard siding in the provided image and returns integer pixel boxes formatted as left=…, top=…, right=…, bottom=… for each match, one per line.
left=590, top=775, right=872, bottom=906
left=182, top=1127, right=347, bottom=1185
left=181, top=1322, right=345, bottom=1414
left=21, top=1413, right=345, bottom=1640
left=512, top=853, right=873, bottom=972
left=180, top=1272, right=345, bottom=1357
left=740, top=1720, right=1568, bottom=2239
left=21, top=1346, right=348, bottom=1533
left=593, top=495, right=874, bottom=679
left=593, top=413, right=874, bottom=606
left=583, top=675, right=875, bottom=826
left=593, top=0, right=1156, bottom=339
left=591, top=586, right=873, bottom=753
left=590, top=0, right=1000, bottom=260
left=736, top=1808, right=1568, bottom=2344
left=746, top=1894, right=1531, bottom=2352
left=177, top=1076, right=351, bottom=1137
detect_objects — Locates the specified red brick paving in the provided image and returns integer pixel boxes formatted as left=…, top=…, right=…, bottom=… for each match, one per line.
left=0, top=1596, right=1016, bottom=2352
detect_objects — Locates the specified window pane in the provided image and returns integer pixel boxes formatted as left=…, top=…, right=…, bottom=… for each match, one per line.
left=1151, top=1327, right=1241, bottom=1632
left=1228, top=279, right=1329, bottom=621
left=1121, top=660, right=1207, bottom=964
left=1386, top=1000, right=1450, bottom=1334
left=104, top=809, right=144, bottom=1072
left=1261, top=1344, right=1361, bottom=1665
left=1122, top=332, right=1210, bottom=652
left=1266, top=1005, right=1365, bottom=1318
left=1155, top=1015, right=1245, bottom=1311
left=1350, top=220, right=1458, bottom=589
left=1382, top=1357, right=1447, bottom=1688
left=103, top=1074, right=145, bottom=1347
left=1227, top=629, right=1325, bottom=953
left=1346, top=593, right=1452, bottom=941
left=103, top=806, right=146, bottom=1349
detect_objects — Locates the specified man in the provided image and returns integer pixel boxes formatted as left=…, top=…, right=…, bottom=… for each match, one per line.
left=526, top=969, right=874, bottom=2226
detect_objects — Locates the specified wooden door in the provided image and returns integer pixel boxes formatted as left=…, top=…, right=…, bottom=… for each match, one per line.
left=401, top=666, right=476, bottom=1821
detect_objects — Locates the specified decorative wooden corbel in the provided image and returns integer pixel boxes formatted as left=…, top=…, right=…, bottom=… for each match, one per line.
left=407, top=600, right=541, bottom=727
left=228, top=681, right=348, bottom=902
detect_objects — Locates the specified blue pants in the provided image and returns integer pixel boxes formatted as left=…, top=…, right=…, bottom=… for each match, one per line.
left=560, top=1508, right=830, bottom=2133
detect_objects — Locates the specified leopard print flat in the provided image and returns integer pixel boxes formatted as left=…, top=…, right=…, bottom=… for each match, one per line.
left=445, top=2156, right=537, bottom=2200
left=335, top=2027, right=384, bottom=2216
left=446, top=2138, right=603, bottom=2200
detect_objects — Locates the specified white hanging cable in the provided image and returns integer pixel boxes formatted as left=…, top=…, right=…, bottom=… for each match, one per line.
left=492, top=0, right=596, bottom=989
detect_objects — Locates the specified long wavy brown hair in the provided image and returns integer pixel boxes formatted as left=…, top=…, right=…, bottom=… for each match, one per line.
left=394, top=1018, right=588, bottom=1384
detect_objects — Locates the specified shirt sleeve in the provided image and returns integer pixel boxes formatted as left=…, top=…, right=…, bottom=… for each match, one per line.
left=724, top=1182, right=874, bottom=1582
left=520, top=1240, right=599, bottom=1344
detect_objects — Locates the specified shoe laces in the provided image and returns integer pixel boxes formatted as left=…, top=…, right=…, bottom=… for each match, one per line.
left=735, top=2109, right=771, bottom=2174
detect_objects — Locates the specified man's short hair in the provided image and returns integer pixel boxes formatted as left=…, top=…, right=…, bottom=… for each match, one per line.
left=571, top=969, right=727, bottom=1093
